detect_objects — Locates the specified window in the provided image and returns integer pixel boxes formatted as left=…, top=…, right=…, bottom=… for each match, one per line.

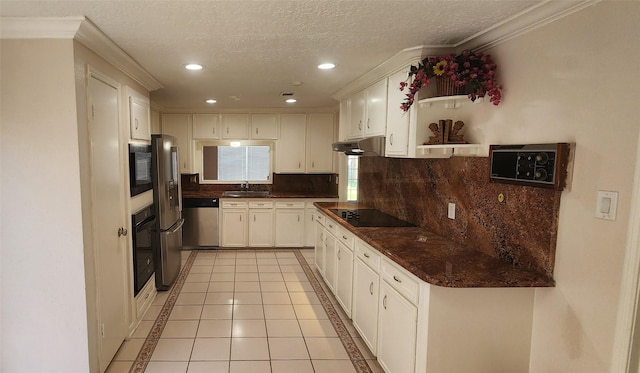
left=346, top=155, right=359, bottom=201
left=199, top=142, right=273, bottom=183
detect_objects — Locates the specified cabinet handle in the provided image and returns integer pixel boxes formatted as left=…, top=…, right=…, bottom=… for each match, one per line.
left=253, top=215, right=256, bottom=222
left=389, top=133, right=393, bottom=146
left=226, top=127, right=229, bottom=134
left=312, top=161, right=315, bottom=168
left=320, top=232, right=323, bottom=240
left=369, top=282, right=374, bottom=295
left=342, top=235, right=347, bottom=240
left=329, top=224, right=334, bottom=228
left=358, top=120, right=362, bottom=130
left=240, top=215, right=242, bottom=222
left=134, top=118, right=139, bottom=129
left=144, top=292, right=150, bottom=300
left=337, top=249, right=341, bottom=260
left=393, top=275, right=402, bottom=283
left=298, top=162, right=301, bottom=168
left=363, top=253, right=370, bottom=258
left=367, top=117, right=370, bottom=129
left=383, top=295, right=387, bottom=309
left=256, top=127, right=259, bottom=135
left=213, top=127, right=216, bottom=134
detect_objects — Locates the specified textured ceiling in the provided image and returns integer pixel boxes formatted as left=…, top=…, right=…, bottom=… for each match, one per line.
left=1, top=0, right=542, bottom=109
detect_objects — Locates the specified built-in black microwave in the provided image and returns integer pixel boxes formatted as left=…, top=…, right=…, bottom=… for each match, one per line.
left=129, top=144, right=153, bottom=196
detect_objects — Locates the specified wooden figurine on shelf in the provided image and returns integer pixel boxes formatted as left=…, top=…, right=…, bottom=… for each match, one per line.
left=424, top=119, right=468, bottom=145
left=425, top=119, right=446, bottom=144
left=447, top=120, right=467, bottom=144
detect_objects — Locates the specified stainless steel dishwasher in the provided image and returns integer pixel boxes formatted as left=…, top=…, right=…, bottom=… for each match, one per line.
left=182, top=198, right=219, bottom=247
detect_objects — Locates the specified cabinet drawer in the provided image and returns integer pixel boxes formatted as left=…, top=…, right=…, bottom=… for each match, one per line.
left=355, top=238, right=380, bottom=271
left=275, top=201, right=306, bottom=209
left=325, top=218, right=338, bottom=236
left=222, top=200, right=247, bottom=208
left=315, top=212, right=326, bottom=226
left=249, top=201, right=273, bottom=208
left=381, top=258, right=419, bottom=305
left=336, top=225, right=355, bottom=248
left=136, top=276, right=156, bottom=318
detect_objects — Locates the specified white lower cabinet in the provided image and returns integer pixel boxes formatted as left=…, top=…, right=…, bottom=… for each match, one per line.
left=220, top=201, right=249, bottom=247
left=248, top=201, right=274, bottom=247
left=313, top=215, right=536, bottom=373
left=274, top=201, right=305, bottom=247
left=335, top=241, right=354, bottom=317
left=378, top=279, right=418, bottom=373
left=352, top=256, right=379, bottom=355
left=314, top=212, right=326, bottom=275
left=323, top=229, right=337, bottom=292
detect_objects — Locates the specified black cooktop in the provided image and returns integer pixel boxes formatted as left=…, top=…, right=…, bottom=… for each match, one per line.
left=330, top=209, right=415, bottom=227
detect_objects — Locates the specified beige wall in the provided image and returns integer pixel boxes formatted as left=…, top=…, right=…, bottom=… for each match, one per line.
left=460, top=2, right=640, bottom=371
left=0, top=39, right=90, bottom=372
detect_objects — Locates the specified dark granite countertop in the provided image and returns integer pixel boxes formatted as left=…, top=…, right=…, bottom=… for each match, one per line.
left=183, top=191, right=339, bottom=199
left=315, top=202, right=555, bottom=288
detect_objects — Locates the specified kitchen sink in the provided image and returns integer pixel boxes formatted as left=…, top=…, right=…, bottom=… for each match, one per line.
left=222, top=190, right=271, bottom=197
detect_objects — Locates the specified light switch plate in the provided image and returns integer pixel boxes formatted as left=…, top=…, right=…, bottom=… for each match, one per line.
left=596, top=190, right=618, bottom=221
left=448, top=203, right=456, bottom=219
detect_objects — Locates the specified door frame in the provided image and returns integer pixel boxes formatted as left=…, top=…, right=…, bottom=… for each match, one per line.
left=612, top=127, right=640, bottom=372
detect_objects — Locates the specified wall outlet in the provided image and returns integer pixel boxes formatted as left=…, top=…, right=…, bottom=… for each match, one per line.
left=448, top=203, right=456, bottom=219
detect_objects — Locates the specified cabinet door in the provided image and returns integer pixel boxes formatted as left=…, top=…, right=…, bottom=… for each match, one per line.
left=249, top=209, right=273, bottom=247
left=349, top=90, right=365, bottom=139
left=162, top=113, right=192, bottom=173
left=323, top=231, right=337, bottom=292
left=352, top=258, right=379, bottom=355
left=306, top=113, right=334, bottom=173
left=274, top=208, right=304, bottom=247
left=335, top=242, right=354, bottom=317
left=365, top=79, right=388, bottom=137
left=251, top=113, right=278, bottom=139
left=314, top=221, right=325, bottom=275
left=338, top=99, right=350, bottom=141
left=221, top=113, right=249, bottom=139
left=386, top=70, right=412, bottom=157
left=305, top=209, right=316, bottom=247
left=276, top=114, right=306, bottom=173
left=221, top=209, right=247, bottom=247
left=378, top=280, right=418, bottom=373
left=130, top=96, right=150, bottom=141
left=193, top=113, right=221, bottom=139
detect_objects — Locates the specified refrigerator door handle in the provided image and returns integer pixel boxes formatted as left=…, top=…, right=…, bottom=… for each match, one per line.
left=166, top=219, right=185, bottom=234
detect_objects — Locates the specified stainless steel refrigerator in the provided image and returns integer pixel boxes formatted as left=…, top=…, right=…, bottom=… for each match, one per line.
left=151, top=134, right=184, bottom=290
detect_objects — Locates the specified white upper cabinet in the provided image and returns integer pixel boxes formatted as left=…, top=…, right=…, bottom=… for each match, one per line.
left=338, top=99, right=350, bottom=141
left=364, top=78, right=388, bottom=137
left=128, top=89, right=151, bottom=141
left=386, top=70, right=414, bottom=157
left=306, top=113, right=335, bottom=173
left=221, top=113, right=250, bottom=139
left=276, top=114, right=307, bottom=173
left=251, top=113, right=279, bottom=139
left=192, top=113, right=221, bottom=139
left=349, top=90, right=366, bottom=139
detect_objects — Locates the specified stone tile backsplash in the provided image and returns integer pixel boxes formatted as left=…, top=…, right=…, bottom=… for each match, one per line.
left=358, top=156, right=561, bottom=279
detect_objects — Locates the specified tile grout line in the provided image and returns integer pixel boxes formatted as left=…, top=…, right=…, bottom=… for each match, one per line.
left=129, top=250, right=198, bottom=373
left=294, top=249, right=373, bottom=373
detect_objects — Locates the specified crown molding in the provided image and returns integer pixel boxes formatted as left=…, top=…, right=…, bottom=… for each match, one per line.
left=332, top=0, right=600, bottom=99
left=455, top=0, right=602, bottom=52
left=332, top=45, right=454, bottom=101
left=1, top=16, right=163, bottom=92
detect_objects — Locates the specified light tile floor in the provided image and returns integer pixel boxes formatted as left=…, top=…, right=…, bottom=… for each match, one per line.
left=106, top=249, right=384, bottom=373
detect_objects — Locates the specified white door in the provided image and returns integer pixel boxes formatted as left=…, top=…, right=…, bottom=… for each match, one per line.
left=88, top=73, right=128, bottom=372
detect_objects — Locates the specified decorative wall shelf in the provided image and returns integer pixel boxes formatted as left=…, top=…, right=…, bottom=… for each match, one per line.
left=415, top=144, right=482, bottom=158
left=418, top=95, right=484, bottom=109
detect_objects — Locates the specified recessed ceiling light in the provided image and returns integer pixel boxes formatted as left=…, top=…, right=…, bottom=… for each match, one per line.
left=185, top=64, right=203, bottom=70
left=318, top=63, right=335, bottom=70
left=285, top=98, right=297, bottom=103
left=205, top=99, right=217, bottom=104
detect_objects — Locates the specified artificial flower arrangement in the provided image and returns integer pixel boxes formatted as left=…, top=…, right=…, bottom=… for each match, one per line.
left=399, top=49, right=502, bottom=112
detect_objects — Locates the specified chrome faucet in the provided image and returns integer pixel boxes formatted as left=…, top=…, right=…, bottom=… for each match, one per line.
left=242, top=181, right=249, bottom=191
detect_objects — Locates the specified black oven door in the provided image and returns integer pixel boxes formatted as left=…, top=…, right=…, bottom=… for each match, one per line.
left=132, top=205, right=155, bottom=296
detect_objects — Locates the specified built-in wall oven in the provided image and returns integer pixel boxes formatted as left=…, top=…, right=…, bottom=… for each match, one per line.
left=132, top=204, right=155, bottom=296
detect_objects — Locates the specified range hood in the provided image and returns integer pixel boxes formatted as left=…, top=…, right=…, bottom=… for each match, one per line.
left=332, top=136, right=385, bottom=156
